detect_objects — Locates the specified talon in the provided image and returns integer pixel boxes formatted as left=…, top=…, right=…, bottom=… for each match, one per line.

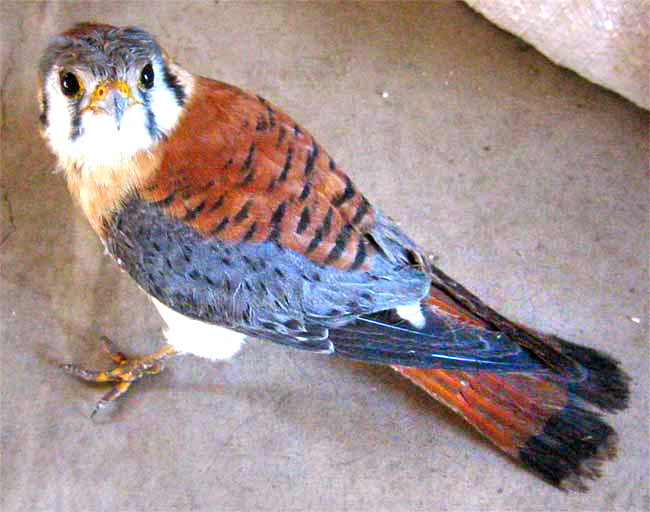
left=61, top=363, right=116, bottom=382
left=62, top=341, right=178, bottom=416
left=100, top=336, right=128, bottom=364
left=90, top=399, right=108, bottom=419
left=90, top=381, right=133, bottom=418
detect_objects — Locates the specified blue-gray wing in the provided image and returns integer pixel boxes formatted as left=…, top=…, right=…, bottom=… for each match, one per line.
left=105, top=196, right=543, bottom=371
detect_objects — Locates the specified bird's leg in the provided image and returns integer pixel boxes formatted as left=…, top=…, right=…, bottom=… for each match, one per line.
left=62, top=336, right=179, bottom=417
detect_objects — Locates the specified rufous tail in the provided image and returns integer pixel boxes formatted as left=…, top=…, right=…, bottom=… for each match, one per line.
left=391, top=269, right=629, bottom=490
left=395, top=365, right=621, bottom=490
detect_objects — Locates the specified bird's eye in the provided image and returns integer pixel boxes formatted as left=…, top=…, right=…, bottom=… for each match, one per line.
left=139, top=63, right=154, bottom=90
left=60, top=72, right=81, bottom=98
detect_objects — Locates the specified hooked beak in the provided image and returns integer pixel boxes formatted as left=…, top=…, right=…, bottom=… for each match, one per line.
left=110, top=93, right=129, bottom=131
left=82, top=80, right=140, bottom=130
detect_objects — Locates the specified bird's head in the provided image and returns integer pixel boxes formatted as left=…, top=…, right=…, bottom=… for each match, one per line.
left=38, top=23, right=192, bottom=172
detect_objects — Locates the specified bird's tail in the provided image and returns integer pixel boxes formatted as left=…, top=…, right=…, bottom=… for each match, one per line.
left=395, top=364, right=619, bottom=490
left=392, top=266, right=629, bottom=490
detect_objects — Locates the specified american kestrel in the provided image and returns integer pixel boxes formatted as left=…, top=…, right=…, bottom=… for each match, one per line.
left=39, top=23, right=628, bottom=490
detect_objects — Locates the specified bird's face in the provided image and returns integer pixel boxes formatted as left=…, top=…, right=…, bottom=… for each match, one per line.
left=39, top=24, right=188, bottom=171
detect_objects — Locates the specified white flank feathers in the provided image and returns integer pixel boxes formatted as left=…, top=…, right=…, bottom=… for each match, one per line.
left=152, top=298, right=245, bottom=361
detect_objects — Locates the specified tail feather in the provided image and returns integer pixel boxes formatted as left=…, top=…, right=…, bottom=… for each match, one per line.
left=519, top=405, right=618, bottom=490
left=386, top=263, right=630, bottom=488
left=551, top=335, right=629, bottom=412
left=395, top=366, right=620, bottom=490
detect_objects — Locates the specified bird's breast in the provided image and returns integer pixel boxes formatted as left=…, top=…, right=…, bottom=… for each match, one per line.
left=63, top=148, right=163, bottom=235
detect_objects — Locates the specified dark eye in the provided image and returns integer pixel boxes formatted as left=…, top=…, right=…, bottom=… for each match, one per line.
left=139, top=63, right=154, bottom=89
left=60, top=72, right=81, bottom=97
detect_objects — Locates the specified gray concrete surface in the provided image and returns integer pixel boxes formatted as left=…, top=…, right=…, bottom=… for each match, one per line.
left=1, top=2, right=648, bottom=511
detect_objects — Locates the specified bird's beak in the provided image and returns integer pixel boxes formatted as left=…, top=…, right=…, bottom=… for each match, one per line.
left=82, top=81, right=141, bottom=130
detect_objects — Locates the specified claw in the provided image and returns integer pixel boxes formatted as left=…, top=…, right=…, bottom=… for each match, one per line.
left=100, top=335, right=128, bottom=364
left=91, top=381, right=133, bottom=418
left=62, top=339, right=178, bottom=417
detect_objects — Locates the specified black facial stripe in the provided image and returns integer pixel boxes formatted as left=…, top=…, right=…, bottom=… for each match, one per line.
left=70, top=105, right=82, bottom=140
left=67, top=87, right=86, bottom=141
left=39, top=93, right=49, bottom=127
left=162, top=63, right=185, bottom=105
left=141, top=91, right=160, bottom=139
left=325, top=223, right=353, bottom=264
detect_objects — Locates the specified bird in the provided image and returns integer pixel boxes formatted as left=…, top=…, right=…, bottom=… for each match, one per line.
left=38, top=23, right=628, bottom=490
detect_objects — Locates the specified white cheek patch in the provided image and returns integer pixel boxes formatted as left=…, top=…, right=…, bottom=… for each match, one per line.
left=148, top=61, right=184, bottom=135
left=43, top=73, right=78, bottom=157
left=395, top=303, right=426, bottom=329
left=152, top=298, right=246, bottom=361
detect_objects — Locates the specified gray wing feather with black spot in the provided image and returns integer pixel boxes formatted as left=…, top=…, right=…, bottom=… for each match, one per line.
left=106, top=196, right=427, bottom=335
left=105, top=195, right=543, bottom=371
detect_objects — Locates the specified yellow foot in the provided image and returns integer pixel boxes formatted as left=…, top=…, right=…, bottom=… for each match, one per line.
left=62, top=336, right=178, bottom=417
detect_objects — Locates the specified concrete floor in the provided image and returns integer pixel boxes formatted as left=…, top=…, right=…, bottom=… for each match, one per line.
left=1, top=2, right=648, bottom=511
